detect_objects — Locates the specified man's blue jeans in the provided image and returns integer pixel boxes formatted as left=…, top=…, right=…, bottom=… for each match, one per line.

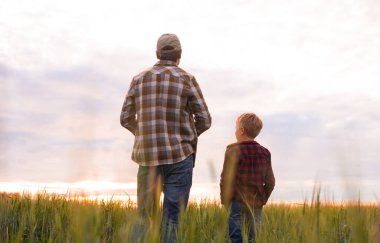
left=135, top=154, right=193, bottom=243
left=228, top=201, right=263, bottom=243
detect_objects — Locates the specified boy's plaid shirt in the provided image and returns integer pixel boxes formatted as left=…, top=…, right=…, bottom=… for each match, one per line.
left=120, top=60, right=211, bottom=166
left=220, top=141, right=275, bottom=208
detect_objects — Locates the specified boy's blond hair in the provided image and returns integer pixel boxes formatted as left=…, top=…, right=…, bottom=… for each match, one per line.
left=237, top=113, right=263, bottom=139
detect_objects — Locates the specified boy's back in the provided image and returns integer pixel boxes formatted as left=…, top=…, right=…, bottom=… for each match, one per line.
left=220, top=140, right=275, bottom=208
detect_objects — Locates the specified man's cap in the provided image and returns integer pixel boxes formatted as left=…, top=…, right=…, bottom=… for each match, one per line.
left=156, top=33, right=182, bottom=53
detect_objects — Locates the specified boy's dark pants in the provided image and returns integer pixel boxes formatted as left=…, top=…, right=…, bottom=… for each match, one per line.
left=228, top=200, right=263, bottom=243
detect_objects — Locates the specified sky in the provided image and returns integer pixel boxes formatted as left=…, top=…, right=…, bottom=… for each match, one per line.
left=1, top=0, right=380, bottom=202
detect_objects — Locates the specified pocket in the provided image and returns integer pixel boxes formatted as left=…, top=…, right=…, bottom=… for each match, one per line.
left=169, top=159, right=193, bottom=186
left=173, top=164, right=193, bottom=186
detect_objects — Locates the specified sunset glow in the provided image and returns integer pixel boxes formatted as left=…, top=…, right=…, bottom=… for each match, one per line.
left=1, top=0, right=380, bottom=203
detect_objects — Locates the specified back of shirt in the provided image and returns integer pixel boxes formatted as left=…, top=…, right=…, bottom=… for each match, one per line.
left=220, top=141, right=275, bottom=208
left=121, top=60, right=211, bottom=166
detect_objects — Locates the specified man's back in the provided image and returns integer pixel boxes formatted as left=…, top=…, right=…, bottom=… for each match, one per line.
left=121, top=60, right=211, bottom=166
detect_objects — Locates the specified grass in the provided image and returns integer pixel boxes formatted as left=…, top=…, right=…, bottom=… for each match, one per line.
left=0, top=192, right=379, bottom=243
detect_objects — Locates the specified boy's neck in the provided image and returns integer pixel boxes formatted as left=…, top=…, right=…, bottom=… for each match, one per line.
left=237, top=137, right=256, bottom=143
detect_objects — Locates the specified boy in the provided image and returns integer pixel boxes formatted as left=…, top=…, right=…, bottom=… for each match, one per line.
left=220, top=113, right=275, bottom=243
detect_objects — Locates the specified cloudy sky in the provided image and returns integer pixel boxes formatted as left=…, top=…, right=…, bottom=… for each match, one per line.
left=1, top=0, right=380, bottom=202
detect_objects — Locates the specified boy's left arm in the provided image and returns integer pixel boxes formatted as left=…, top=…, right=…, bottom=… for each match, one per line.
left=220, top=146, right=238, bottom=207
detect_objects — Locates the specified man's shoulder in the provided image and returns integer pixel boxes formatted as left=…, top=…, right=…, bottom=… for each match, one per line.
left=132, top=66, right=155, bottom=80
left=165, top=66, right=195, bottom=80
left=133, top=64, right=195, bottom=81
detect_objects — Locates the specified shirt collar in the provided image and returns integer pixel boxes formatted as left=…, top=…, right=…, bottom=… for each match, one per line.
left=154, top=60, right=178, bottom=67
left=227, top=140, right=259, bottom=149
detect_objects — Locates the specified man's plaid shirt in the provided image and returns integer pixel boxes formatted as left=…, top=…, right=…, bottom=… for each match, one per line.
left=220, top=141, right=275, bottom=208
left=120, top=60, right=211, bottom=166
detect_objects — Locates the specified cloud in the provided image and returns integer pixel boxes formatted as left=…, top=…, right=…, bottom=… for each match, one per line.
left=2, top=51, right=379, bottom=197
left=0, top=62, right=136, bottom=182
left=259, top=94, right=380, bottom=185
left=1, top=0, right=380, bottom=201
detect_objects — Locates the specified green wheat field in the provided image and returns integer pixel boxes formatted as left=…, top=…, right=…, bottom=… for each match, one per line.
left=1, top=192, right=379, bottom=243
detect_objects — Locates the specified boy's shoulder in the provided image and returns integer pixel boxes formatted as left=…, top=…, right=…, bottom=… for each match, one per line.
left=226, top=142, right=241, bottom=149
left=226, top=141, right=270, bottom=154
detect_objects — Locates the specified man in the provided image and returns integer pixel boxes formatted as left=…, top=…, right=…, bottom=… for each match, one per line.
left=120, top=33, right=211, bottom=242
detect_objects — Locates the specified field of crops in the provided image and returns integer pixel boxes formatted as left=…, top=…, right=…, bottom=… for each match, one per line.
left=0, top=192, right=379, bottom=242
